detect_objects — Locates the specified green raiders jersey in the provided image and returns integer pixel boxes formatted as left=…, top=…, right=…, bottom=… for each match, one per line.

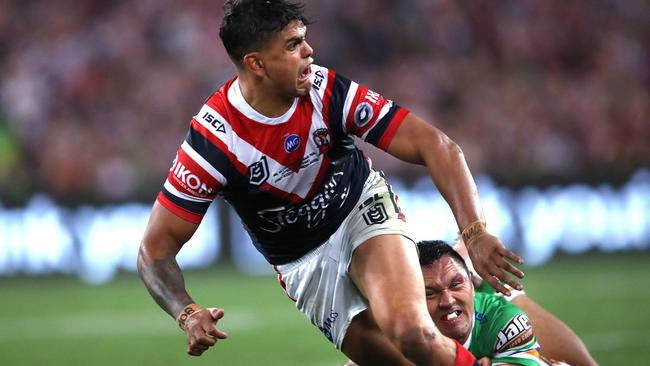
left=465, top=291, right=542, bottom=365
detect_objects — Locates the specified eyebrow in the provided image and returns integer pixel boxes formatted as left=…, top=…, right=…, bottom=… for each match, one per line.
left=426, top=273, right=466, bottom=292
left=285, top=35, right=304, bottom=46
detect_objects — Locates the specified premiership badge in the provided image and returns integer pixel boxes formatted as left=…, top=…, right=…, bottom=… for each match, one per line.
left=248, top=156, right=269, bottom=186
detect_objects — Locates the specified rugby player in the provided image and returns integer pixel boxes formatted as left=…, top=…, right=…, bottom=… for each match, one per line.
left=347, top=241, right=568, bottom=366
left=137, top=1, right=524, bottom=365
left=452, top=239, right=598, bottom=366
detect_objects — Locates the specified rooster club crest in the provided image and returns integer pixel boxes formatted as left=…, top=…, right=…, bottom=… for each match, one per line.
left=284, top=134, right=300, bottom=153
left=312, top=128, right=331, bottom=153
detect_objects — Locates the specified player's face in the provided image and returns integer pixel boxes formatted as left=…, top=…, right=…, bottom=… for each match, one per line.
left=258, top=20, right=314, bottom=97
left=422, top=256, right=474, bottom=344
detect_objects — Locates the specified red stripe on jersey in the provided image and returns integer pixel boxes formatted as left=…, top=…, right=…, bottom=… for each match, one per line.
left=168, top=148, right=222, bottom=199
left=194, top=115, right=311, bottom=203
left=191, top=119, right=249, bottom=176
left=347, top=85, right=392, bottom=139
left=377, top=108, right=409, bottom=151
left=156, top=192, right=203, bottom=224
left=344, top=85, right=366, bottom=133
left=321, top=70, right=336, bottom=128
left=221, top=89, right=315, bottom=173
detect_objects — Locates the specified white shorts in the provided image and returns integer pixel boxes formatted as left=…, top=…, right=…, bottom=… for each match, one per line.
left=273, top=170, right=414, bottom=349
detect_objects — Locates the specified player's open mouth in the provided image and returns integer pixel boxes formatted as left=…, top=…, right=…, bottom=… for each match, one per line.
left=298, top=65, right=312, bottom=82
left=442, top=310, right=462, bottom=321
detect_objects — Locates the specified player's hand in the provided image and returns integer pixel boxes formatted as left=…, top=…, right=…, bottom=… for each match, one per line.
left=183, top=307, right=228, bottom=356
left=466, top=233, right=524, bottom=296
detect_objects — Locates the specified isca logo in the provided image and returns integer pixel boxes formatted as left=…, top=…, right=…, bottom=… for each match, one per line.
left=284, top=134, right=300, bottom=153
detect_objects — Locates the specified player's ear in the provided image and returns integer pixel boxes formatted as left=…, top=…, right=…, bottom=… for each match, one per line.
left=243, top=52, right=265, bottom=77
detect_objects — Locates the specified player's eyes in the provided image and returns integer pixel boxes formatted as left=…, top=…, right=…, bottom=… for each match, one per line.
left=426, top=290, right=441, bottom=299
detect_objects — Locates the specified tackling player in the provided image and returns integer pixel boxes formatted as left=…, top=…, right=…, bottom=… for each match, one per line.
left=452, top=239, right=598, bottom=366
left=137, top=1, right=524, bottom=365
left=347, top=241, right=570, bottom=366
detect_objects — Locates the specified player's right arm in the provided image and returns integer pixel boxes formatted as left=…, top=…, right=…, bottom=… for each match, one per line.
left=138, top=201, right=228, bottom=356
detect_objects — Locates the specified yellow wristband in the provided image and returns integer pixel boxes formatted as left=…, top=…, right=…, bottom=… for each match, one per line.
left=176, top=303, right=201, bottom=330
left=461, top=220, right=487, bottom=246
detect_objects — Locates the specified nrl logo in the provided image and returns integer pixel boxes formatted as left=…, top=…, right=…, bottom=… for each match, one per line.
left=359, top=193, right=389, bottom=225
left=248, top=156, right=269, bottom=186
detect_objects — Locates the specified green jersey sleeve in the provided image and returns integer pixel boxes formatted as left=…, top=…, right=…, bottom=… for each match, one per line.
left=470, top=292, right=543, bottom=366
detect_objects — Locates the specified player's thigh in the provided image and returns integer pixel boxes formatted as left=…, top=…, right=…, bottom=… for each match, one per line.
left=341, top=309, right=414, bottom=366
left=348, top=234, right=428, bottom=328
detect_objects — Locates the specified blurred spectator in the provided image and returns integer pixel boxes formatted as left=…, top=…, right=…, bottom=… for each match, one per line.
left=0, top=0, right=648, bottom=205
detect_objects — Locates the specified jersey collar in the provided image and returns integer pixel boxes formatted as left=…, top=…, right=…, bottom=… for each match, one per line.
left=228, top=78, right=298, bottom=125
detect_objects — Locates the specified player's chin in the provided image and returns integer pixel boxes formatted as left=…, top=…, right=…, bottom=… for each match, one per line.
left=295, top=78, right=312, bottom=95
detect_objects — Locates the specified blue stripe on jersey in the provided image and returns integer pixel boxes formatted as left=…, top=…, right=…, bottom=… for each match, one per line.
left=161, top=185, right=211, bottom=214
left=327, top=73, right=352, bottom=140
left=185, top=127, right=237, bottom=181
left=364, top=103, right=401, bottom=146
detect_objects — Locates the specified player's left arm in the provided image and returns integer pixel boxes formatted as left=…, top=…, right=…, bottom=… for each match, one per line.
left=386, top=112, right=524, bottom=294
left=511, top=296, right=598, bottom=366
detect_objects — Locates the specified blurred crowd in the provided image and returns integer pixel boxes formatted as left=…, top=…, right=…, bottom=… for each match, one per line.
left=0, top=0, right=648, bottom=205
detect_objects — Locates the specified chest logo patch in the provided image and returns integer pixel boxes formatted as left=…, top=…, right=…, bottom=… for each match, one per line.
left=248, top=156, right=270, bottom=186
left=284, top=134, right=301, bottom=153
left=354, top=102, right=374, bottom=128
left=494, top=314, right=534, bottom=353
left=312, top=128, right=331, bottom=153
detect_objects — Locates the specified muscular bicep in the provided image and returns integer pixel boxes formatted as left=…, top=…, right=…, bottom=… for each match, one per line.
left=139, top=201, right=199, bottom=261
left=386, top=112, right=455, bottom=165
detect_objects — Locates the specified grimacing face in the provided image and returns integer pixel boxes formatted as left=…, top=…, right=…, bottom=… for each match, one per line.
left=256, top=20, right=314, bottom=98
left=422, top=255, right=475, bottom=343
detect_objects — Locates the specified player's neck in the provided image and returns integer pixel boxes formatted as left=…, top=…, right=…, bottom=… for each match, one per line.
left=237, top=75, right=295, bottom=118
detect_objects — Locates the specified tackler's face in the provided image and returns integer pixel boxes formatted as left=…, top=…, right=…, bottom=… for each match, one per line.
left=256, top=20, right=314, bottom=98
left=423, top=255, right=475, bottom=344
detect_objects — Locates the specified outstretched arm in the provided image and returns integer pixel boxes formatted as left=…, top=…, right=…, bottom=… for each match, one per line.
left=138, top=201, right=227, bottom=356
left=511, top=296, right=599, bottom=366
left=387, top=112, right=524, bottom=294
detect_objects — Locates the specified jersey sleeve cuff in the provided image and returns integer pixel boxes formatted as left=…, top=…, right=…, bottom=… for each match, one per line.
left=156, top=192, right=204, bottom=224
left=376, top=107, right=409, bottom=151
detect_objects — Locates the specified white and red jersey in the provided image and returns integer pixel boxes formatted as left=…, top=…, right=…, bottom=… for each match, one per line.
left=158, top=65, right=409, bottom=264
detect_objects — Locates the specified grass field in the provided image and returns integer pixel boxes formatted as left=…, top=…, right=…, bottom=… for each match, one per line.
left=1, top=250, right=649, bottom=365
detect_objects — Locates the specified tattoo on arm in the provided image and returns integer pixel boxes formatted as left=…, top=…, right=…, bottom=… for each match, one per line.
left=138, top=253, right=194, bottom=319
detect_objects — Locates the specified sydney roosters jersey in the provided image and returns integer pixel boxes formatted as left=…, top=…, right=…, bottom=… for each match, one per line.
left=157, top=65, right=409, bottom=264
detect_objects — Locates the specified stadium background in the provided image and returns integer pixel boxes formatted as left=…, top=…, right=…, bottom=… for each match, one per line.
left=0, top=0, right=649, bottom=364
